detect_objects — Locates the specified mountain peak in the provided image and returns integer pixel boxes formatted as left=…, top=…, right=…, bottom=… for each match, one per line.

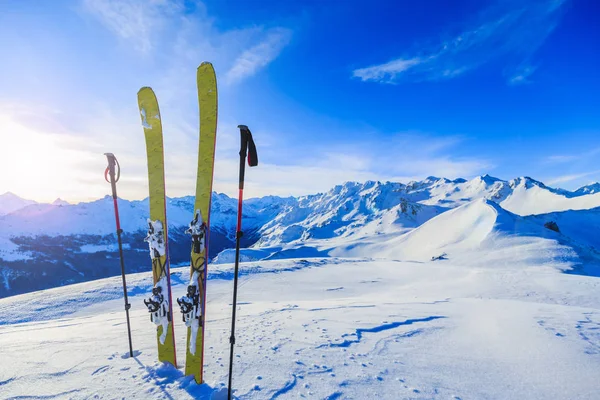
left=52, top=198, right=70, bottom=206
left=466, top=174, right=505, bottom=188
left=509, top=176, right=545, bottom=189
left=479, top=174, right=502, bottom=183
left=0, top=192, right=38, bottom=216
left=1, top=191, right=24, bottom=200
left=574, top=182, right=600, bottom=196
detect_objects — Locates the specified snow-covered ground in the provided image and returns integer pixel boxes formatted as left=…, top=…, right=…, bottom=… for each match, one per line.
left=0, top=254, right=599, bottom=399
left=2, top=178, right=600, bottom=399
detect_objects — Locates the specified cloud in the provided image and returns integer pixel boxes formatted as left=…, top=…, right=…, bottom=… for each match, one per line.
left=82, top=0, right=292, bottom=84
left=543, top=147, right=600, bottom=165
left=225, top=28, right=292, bottom=84
left=352, top=57, right=424, bottom=84
left=547, top=170, right=600, bottom=185
left=352, top=0, right=568, bottom=84
left=82, top=0, right=183, bottom=53
left=507, top=63, right=538, bottom=85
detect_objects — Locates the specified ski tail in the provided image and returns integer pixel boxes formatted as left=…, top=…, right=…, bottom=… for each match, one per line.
left=137, top=87, right=177, bottom=367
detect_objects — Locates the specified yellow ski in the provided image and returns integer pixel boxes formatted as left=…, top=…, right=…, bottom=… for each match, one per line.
left=176, top=62, right=218, bottom=383
left=138, top=87, right=177, bottom=367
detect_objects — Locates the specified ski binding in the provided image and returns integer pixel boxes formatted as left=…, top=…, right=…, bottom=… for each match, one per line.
left=144, top=219, right=166, bottom=258
left=186, top=210, right=206, bottom=256
left=177, top=273, right=202, bottom=355
left=144, top=277, right=171, bottom=344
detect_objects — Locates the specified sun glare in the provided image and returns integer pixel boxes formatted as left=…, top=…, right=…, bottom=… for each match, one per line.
left=0, top=112, right=99, bottom=203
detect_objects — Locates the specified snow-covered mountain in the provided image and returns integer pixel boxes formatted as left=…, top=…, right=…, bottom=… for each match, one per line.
left=573, top=182, right=600, bottom=195
left=2, top=175, right=600, bottom=297
left=0, top=192, right=37, bottom=216
left=337, top=199, right=579, bottom=265
left=0, top=194, right=291, bottom=297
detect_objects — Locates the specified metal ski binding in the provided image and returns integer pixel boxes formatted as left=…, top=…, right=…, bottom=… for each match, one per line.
left=144, top=285, right=169, bottom=322
left=144, top=219, right=166, bottom=258
left=177, top=283, right=201, bottom=326
left=186, top=210, right=206, bottom=255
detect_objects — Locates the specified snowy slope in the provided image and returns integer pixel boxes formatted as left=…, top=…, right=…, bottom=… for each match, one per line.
left=0, top=254, right=599, bottom=399
left=335, top=199, right=579, bottom=267
left=501, top=177, right=600, bottom=215
left=2, top=175, right=600, bottom=398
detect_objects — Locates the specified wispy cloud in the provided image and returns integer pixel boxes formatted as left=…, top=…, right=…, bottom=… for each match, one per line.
left=352, top=0, right=567, bottom=85
left=225, top=28, right=292, bottom=84
left=83, top=0, right=292, bottom=84
left=353, top=57, right=424, bottom=84
left=543, top=147, right=600, bottom=165
left=547, top=170, right=600, bottom=185
left=507, top=63, right=538, bottom=85
left=82, top=0, right=183, bottom=53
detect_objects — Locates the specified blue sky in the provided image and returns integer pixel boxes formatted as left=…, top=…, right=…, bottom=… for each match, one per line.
left=0, top=0, right=598, bottom=202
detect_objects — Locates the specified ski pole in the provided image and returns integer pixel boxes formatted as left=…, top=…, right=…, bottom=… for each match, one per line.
left=104, top=153, right=134, bottom=358
left=228, top=125, right=258, bottom=400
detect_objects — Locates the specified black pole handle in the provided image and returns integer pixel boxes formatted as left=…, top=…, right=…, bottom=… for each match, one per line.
left=237, top=125, right=258, bottom=189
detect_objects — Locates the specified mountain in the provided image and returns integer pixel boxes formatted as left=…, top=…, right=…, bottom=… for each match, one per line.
left=3, top=175, right=600, bottom=297
left=388, top=175, right=600, bottom=216
left=0, top=194, right=290, bottom=297
left=337, top=199, right=579, bottom=265
left=574, top=182, right=600, bottom=196
left=256, top=180, right=444, bottom=247
left=0, top=192, right=37, bottom=216
left=51, top=198, right=70, bottom=206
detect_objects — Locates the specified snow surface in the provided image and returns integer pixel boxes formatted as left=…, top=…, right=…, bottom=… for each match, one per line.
left=0, top=253, right=599, bottom=399
left=2, top=176, right=600, bottom=398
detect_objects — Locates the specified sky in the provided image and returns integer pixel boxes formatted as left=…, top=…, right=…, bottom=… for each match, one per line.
left=0, top=0, right=599, bottom=203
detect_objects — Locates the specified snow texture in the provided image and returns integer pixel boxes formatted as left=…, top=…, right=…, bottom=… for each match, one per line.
left=0, top=254, right=598, bottom=399
left=1, top=176, right=600, bottom=398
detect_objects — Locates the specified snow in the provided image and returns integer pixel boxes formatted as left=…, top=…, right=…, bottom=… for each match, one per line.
left=2, top=176, right=600, bottom=398
left=0, top=254, right=599, bottom=399
left=501, top=178, right=600, bottom=215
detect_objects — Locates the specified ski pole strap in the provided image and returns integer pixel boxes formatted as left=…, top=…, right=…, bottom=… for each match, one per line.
left=104, top=153, right=121, bottom=183
left=237, top=125, right=258, bottom=167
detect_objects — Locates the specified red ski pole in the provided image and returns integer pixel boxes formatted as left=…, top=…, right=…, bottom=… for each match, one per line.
left=104, top=153, right=134, bottom=358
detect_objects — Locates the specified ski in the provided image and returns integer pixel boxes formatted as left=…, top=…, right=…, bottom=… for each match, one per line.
left=137, top=87, right=177, bottom=367
left=177, top=62, right=218, bottom=383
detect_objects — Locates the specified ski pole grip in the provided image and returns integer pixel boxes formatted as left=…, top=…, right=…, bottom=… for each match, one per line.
left=237, top=125, right=258, bottom=167
left=104, top=153, right=116, bottom=171
left=104, top=153, right=121, bottom=184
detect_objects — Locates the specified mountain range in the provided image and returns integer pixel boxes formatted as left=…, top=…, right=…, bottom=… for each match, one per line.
left=2, top=175, right=600, bottom=297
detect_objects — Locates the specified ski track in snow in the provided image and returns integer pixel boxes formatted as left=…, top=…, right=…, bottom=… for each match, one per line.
left=317, top=316, right=446, bottom=348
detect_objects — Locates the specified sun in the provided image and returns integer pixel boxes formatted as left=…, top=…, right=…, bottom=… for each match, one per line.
left=0, top=111, right=99, bottom=203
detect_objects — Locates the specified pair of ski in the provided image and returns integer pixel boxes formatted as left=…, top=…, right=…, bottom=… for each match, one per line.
left=137, top=62, right=217, bottom=383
